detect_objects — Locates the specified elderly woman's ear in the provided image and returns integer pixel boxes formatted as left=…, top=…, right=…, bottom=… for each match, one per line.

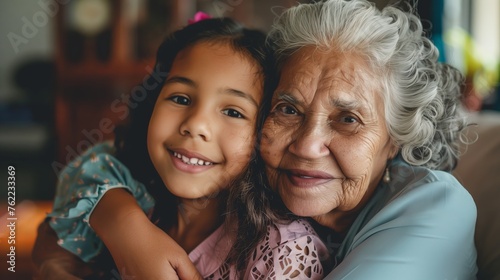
left=388, top=143, right=399, bottom=160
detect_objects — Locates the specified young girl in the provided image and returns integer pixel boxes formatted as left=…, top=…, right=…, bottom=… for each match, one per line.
left=42, top=17, right=329, bottom=279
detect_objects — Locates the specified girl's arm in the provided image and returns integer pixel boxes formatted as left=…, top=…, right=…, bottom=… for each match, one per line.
left=43, top=144, right=200, bottom=279
left=32, top=220, right=95, bottom=280
left=90, top=188, right=202, bottom=280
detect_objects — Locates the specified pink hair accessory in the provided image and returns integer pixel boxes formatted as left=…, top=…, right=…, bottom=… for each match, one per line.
left=188, top=12, right=212, bottom=25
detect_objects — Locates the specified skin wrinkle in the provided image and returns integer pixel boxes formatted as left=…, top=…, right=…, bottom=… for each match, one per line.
left=261, top=46, right=398, bottom=231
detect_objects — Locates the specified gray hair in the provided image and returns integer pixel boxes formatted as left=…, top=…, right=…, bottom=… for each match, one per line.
left=267, top=0, right=468, bottom=171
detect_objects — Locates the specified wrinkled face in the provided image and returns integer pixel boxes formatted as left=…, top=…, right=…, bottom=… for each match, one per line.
left=148, top=41, right=263, bottom=200
left=261, top=47, right=397, bottom=226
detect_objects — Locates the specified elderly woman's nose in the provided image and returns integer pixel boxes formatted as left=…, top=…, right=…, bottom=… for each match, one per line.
left=288, top=120, right=330, bottom=159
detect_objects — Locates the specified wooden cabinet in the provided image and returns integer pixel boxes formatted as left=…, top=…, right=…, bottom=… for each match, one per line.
left=53, top=0, right=168, bottom=164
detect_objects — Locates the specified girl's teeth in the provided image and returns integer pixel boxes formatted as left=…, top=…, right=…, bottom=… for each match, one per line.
left=173, top=152, right=213, bottom=166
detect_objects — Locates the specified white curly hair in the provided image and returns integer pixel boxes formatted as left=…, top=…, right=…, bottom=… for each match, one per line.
left=267, top=0, right=468, bottom=171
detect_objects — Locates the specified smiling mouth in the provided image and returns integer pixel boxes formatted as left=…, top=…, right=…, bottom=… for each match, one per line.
left=283, top=169, right=335, bottom=187
left=172, top=151, right=214, bottom=166
left=287, top=169, right=333, bottom=179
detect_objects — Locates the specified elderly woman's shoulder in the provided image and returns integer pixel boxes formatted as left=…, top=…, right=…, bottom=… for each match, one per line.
left=390, top=158, right=470, bottom=188
left=386, top=159, right=476, bottom=213
left=348, top=160, right=477, bottom=255
left=332, top=163, right=478, bottom=279
left=333, top=160, right=477, bottom=279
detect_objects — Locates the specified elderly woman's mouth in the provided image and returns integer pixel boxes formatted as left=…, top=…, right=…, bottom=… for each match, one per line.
left=284, top=169, right=334, bottom=187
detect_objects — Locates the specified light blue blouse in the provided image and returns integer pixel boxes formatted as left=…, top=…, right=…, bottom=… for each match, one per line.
left=324, top=157, right=478, bottom=280
left=47, top=142, right=155, bottom=262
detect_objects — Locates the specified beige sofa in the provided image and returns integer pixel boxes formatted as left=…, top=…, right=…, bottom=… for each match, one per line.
left=453, top=111, right=500, bottom=280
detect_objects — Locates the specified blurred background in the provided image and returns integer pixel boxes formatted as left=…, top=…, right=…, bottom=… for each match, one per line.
left=0, top=0, right=498, bottom=279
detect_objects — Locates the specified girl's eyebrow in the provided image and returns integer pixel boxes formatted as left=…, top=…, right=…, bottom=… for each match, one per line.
left=164, top=76, right=197, bottom=88
left=222, top=88, right=258, bottom=108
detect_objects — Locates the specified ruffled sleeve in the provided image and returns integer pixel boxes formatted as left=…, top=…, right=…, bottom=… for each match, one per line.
left=245, top=219, right=330, bottom=280
left=47, top=142, right=155, bottom=262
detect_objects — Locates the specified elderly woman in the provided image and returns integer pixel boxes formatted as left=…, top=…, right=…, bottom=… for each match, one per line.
left=259, top=0, right=477, bottom=278
left=33, top=0, right=477, bottom=279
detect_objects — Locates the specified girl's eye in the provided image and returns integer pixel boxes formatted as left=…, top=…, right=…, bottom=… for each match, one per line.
left=277, top=104, right=298, bottom=115
left=168, top=95, right=191, bottom=105
left=222, top=109, right=244, bottom=119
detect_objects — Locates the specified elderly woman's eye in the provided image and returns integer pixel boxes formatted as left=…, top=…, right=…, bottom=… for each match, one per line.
left=277, top=104, right=298, bottom=115
left=340, top=115, right=358, bottom=123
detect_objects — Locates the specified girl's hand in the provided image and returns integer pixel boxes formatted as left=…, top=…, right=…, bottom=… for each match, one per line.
left=90, top=188, right=203, bottom=280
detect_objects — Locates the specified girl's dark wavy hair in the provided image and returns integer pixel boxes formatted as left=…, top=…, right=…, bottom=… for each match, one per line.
left=113, top=17, right=289, bottom=272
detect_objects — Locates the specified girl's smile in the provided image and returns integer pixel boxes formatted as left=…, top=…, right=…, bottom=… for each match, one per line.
left=147, top=41, right=264, bottom=200
left=171, top=149, right=215, bottom=166
left=168, top=148, right=216, bottom=174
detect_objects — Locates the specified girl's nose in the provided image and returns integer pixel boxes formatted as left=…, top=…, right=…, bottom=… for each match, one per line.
left=179, top=109, right=212, bottom=141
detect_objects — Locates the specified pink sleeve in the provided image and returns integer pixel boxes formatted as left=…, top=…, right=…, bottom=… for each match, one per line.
left=244, top=219, right=330, bottom=280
